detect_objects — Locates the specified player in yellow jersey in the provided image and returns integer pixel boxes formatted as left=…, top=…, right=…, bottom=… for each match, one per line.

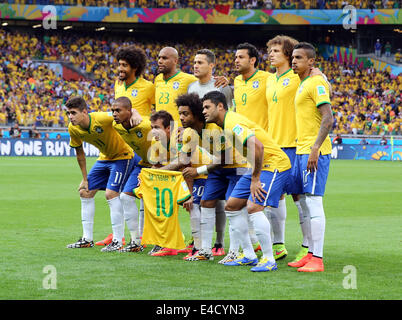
left=201, top=91, right=291, bottom=272
left=114, top=45, right=155, bottom=117
left=233, top=42, right=271, bottom=131
left=265, top=35, right=332, bottom=263
left=232, top=42, right=272, bottom=257
left=265, top=35, right=305, bottom=261
left=109, top=96, right=154, bottom=253
left=154, top=47, right=198, bottom=125
left=289, top=42, right=334, bottom=272
left=157, top=93, right=224, bottom=260
left=65, top=96, right=135, bottom=252
left=147, top=110, right=184, bottom=256
left=97, top=45, right=151, bottom=248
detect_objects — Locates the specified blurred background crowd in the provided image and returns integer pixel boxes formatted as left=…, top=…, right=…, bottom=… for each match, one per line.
left=0, top=28, right=401, bottom=138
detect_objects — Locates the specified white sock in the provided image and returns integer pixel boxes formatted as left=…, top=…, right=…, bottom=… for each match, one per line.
left=228, top=223, right=240, bottom=253
left=120, top=193, right=139, bottom=243
left=80, top=197, right=95, bottom=241
left=139, top=199, right=144, bottom=238
left=215, top=200, right=226, bottom=246
left=269, top=198, right=287, bottom=245
left=200, top=207, right=216, bottom=251
left=107, top=196, right=125, bottom=244
left=190, top=203, right=201, bottom=250
left=247, top=211, right=259, bottom=246
left=299, top=195, right=313, bottom=253
left=294, top=200, right=309, bottom=248
left=226, top=210, right=256, bottom=260
left=249, top=211, right=275, bottom=262
left=306, top=195, right=326, bottom=258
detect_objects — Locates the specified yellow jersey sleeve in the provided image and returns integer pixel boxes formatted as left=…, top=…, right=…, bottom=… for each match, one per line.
left=224, top=112, right=291, bottom=172
left=310, top=76, right=331, bottom=108
left=112, top=118, right=153, bottom=167
left=68, top=112, right=133, bottom=161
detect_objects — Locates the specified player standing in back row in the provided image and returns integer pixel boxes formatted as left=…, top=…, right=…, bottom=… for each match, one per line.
left=289, top=42, right=333, bottom=272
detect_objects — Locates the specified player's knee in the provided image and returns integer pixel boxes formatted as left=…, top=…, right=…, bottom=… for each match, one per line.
left=79, top=189, right=96, bottom=198
left=200, top=199, right=216, bottom=208
left=105, top=189, right=120, bottom=200
left=224, top=199, right=244, bottom=212
left=246, top=201, right=263, bottom=214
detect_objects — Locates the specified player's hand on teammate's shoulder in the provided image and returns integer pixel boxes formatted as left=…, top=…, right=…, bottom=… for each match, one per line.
left=129, top=108, right=143, bottom=127
left=213, top=75, right=229, bottom=88
left=310, top=67, right=323, bottom=77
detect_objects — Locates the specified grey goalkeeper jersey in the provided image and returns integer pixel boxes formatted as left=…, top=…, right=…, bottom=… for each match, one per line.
left=187, top=78, right=233, bottom=108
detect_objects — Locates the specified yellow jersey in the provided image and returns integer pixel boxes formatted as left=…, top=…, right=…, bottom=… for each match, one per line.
left=148, top=128, right=180, bottom=166
left=180, top=127, right=216, bottom=179
left=294, top=76, right=332, bottom=155
left=134, top=168, right=191, bottom=249
left=223, top=111, right=291, bottom=172
left=266, top=68, right=299, bottom=148
left=112, top=117, right=153, bottom=167
left=234, top=70, right=270, bottom=131
left=154, top=71, right=197, bottom=124
left=68, top=112, right=133, bottom=161
left=114, top=77, right=155, bottom=117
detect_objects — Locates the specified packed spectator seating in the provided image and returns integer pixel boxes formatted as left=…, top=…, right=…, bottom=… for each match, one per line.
left=6, top=0, right=401, bottom=9
left=0, top=29, right=400, bottom=135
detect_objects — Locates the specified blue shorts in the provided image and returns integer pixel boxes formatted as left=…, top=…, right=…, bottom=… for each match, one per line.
left=202, top=167, right=248, bottom=201
left=291, top=154, right=330, bottom=196
left=122, top=154, right=143, bottom=193
left=282, top=147, right=299, bottom=195
left=230, top=169, right=290, bottom=208
left=88, top=158, right=135, bottom=193
left=192, top=178, right=206, bottom=205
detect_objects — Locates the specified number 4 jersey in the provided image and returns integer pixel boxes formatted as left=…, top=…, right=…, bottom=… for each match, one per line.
left=134, top=168, right=191, bottom=249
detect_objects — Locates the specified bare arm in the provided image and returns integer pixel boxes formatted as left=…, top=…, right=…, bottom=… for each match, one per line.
left=75, top=145, right=88, bottom=191
left=307, top=103, right=334, bottom=172
left=245, top=136, right=267, bottom=203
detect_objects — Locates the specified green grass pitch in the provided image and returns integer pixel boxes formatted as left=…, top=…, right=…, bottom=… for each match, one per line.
left=0, top=157, right=401, bottom=300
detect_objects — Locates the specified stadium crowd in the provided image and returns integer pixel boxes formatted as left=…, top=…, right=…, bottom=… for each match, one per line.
left=6, top=0, right=401, bottom=9
left=0, top=29, right=401, bottom=136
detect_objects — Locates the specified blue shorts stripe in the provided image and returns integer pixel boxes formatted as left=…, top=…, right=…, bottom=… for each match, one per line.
left=263, top=169, right=277, bottom=207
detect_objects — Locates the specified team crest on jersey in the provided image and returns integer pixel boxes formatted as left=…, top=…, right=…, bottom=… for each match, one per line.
left=135, top=130, right=143, bottom=138
left=131, top=89, right=138, bottom=97
left=282, top=78, right=290, bottom=86
left=94, top=126, right=103, bottom=134
left=252, top=81, right=259, bottom=89
left=172, top=81, right=180, bottom=90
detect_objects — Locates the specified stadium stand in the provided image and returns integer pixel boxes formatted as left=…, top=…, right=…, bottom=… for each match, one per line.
left=0, top=28, right=400, bottom=136
left=6, top=0, right=401, bottom=9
